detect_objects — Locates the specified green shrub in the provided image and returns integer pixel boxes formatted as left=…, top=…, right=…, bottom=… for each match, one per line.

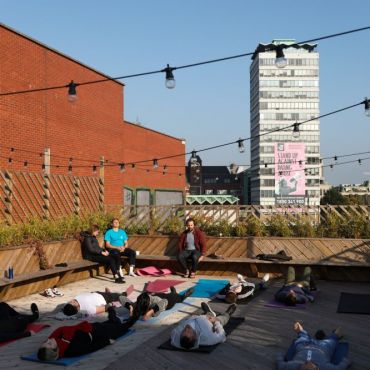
left=162, top=215, right=184, bottom=235
left=266, top=214, right=293, bottom=237
left=246, top=216, right=266, bottom=237
left=291, top=216, right=317, bottom=237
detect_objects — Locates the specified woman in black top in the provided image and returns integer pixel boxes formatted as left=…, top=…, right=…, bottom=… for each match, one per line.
left=81, top=225, right=125, bottom=284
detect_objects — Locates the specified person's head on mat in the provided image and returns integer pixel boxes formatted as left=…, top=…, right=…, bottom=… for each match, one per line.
left=63, top=300, right=79, bottom=316
left=180, top=324, right=198, bottom=349
left=225, top=291, right=238, bottom=304
left=134, top=292, right=151, bottom=317
left=37, top=338, right=59, bottom=361
left=285, top=290, right=297, bottom=306
left=299, top=361, right=319, bottom=370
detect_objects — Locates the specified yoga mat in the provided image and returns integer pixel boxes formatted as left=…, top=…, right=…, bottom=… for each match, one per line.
left=264, top=299, right=306, bottom=309
left=21, top=329, right=135, bottom=366
left=145, top=279, right=185, bottom=293
left=136, top=266, right=172, bottom=276
left=337, top=292, right=370, bottom=314
left=158, top=317, right=245, bottom=352
left=180, top=279, right=230, bottom=298
left=0, top=323, right=50, bottom=347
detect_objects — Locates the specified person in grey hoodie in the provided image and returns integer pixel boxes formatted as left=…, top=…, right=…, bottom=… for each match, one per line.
left=276, top=322, right=350, bottom=370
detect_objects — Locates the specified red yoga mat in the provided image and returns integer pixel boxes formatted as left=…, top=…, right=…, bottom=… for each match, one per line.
left=136, top=266, right=172, bottom=276
left=0, top=323, right=50, bottom=347
left=145, top=279, right=186, bottom=293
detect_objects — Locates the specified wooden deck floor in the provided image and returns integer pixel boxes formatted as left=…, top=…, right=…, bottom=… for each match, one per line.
left=0, top=277, right=369, bottom=370
left=105, top=280, right=370, bottom=370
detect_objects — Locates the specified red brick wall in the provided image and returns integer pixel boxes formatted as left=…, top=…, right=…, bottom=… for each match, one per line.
left=0, top=25, right=185, bottom=206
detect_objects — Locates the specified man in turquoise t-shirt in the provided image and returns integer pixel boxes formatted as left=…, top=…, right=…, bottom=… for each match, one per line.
left=104, top=218, right=137, bottom=277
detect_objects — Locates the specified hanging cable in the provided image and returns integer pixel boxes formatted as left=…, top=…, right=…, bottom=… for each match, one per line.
left=1, top=25, right=370, bottom=96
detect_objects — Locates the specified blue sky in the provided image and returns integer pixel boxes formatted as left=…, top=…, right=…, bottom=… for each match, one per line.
left=1, top=0, right=370, bottom=185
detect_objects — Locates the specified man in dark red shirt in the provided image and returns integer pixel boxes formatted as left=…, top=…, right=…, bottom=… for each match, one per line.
left=178, top=218, right=206, bottom=278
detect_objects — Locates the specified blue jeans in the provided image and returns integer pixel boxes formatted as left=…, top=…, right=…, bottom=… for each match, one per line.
left=286, top=330, right=339, bottom=361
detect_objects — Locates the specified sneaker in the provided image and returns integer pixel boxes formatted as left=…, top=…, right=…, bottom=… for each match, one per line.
left=262, top=273, right=270, bottom=282
left=43, top=288, right=55, bottom=298
left=184, top=269, right=190, bottom=278
left=201, top=302, right=216, bottom=317
left=226, top=303, right=237, bottom=316
left=52, top=287, right=64, bottom=296
left=115, top=277, right=126, bottom=284
left=183, top=287, right=194, bottom=299
left=237, top=274, right=246, bottom=283
left=129, top=271, right=138, bottom=277
left=189, top=272, right=196, bottom=279
left=30, top=303, right=39, bottom=319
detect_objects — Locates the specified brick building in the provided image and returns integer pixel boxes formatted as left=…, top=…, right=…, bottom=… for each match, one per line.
left=0, top=24, right=185, bottom=207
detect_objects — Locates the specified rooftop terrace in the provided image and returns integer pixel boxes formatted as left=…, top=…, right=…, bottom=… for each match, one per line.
left=0, top=274, right=369, bottom=370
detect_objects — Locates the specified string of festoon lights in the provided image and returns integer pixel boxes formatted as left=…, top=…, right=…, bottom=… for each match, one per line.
left=0, top=26, right=369, bottom=98
left=1, top=95, right=370, bottom=174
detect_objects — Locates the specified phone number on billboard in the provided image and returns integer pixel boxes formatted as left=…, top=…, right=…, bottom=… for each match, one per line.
left=275, top=198, right=305, bottom=205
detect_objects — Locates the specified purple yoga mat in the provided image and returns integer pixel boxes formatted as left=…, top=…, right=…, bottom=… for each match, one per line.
left=264, top=299, right=307, bottom=309
left=145, top=279, right=186, bottom=293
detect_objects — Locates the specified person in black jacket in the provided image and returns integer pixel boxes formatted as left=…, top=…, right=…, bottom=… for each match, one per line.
left=0, top=302, right=39, bottom=342
left=81, top=225, right=125, bottom=284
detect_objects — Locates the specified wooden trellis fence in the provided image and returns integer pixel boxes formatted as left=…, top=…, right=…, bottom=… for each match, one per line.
left=120, top=204, right=369, bottom=231
left=0, top=169, right=103, bottom=224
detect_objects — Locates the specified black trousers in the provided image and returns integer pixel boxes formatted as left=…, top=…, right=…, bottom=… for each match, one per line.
left=0, top=302, right=37, bottom=342
left=178, top=250, right=201, bottom=272
left=64, top=318, right=136, bottom=357
left=87, top=254, right=121, bottom=275
left=111, top=247, right=136, bottom=265
left=155, top=291, right=186, bottom=310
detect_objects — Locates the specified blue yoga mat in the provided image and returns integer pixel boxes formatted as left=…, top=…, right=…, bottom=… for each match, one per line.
left=21, top=329, right=135, bottom=366
left=180, top=279, right=230, bottom=298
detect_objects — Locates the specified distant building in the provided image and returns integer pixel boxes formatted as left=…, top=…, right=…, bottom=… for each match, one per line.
left=0, top=23, right=185, bottom=209
left=338, top=181, right=370, bottom=205
left=250, top=40, right=320, bottom=206
left=186, top=155, right=250, bottom=204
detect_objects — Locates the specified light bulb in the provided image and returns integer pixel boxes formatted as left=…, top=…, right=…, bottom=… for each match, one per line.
left=238, top=138, right=245, bottom=153
left=164, top=64, right=176, bottom=89
left=292, top=122, right=300, bottom=139
left=275, top=46, right=287, bottom=68
left=67, top=80, right=77, bottom=102
left=364, top=98, right=370, bottom=117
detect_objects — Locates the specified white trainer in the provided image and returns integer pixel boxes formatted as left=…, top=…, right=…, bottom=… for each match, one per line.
left=237, top=274, right=246, bottom=283
left=262, top=273, right=270, bottom=282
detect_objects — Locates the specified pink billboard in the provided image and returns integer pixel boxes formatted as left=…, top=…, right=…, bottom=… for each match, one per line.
left=274, top=143, right=305, bottom=205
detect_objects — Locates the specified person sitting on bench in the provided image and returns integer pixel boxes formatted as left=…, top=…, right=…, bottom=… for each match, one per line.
left=276, top=321, right=350, bottom=370
left=81, top=225, right=125, bottom=284
left=37, top=308, right=136, bottom=360
left=104, top=218, right=138, bottom=277
left=170, top=302, right=237, bottom=349
left=216, top=273, right=270, bottom=303
left=62, top=288, right=127, bottom=317
left=121, top=287, right=194, bottom=320
left=0, top=302, right=39, bottom=342
left=275, top=266, right=315, bottom=306
left=178, top=218, right=207, bottom=278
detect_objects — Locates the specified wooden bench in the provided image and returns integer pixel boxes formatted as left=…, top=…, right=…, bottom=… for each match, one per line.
left=132, top=254, right=370, bottom=281
left=0, top=260, right=100, bottom=300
